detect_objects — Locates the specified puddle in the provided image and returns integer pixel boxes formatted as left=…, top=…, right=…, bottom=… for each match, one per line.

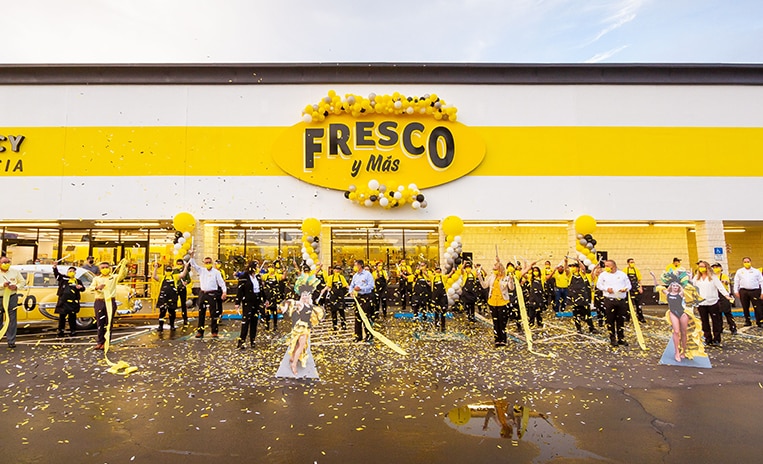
left=446, top=400, right=608, bottom=463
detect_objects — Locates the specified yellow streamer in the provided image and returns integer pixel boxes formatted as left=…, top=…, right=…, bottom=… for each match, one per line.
left=513, top=276, right=555, bottom=358
left=351, top=295, right=407, bottom=356
left=0, top=287, right=10, bottom=341
left=627, top=296, right=648, bottom=351
left=103, top=260, right=138, bottom=376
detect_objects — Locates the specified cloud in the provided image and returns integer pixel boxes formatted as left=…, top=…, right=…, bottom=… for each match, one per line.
left=582, top=0, right=645, bottom=47
left=585, top=44, right=629, bottom=63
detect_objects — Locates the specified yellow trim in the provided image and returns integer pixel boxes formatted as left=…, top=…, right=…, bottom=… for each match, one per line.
left=5, top=126, right=763, bottom=177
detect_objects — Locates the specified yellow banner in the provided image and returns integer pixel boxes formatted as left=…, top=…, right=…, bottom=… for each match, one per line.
left=3, top=126, right=763, bottom=177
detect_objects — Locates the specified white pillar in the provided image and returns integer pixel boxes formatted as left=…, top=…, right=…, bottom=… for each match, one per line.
left=694, top=220, right=728, bottom=270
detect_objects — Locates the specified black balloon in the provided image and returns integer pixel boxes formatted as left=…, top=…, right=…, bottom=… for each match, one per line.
left=344, top=191, right=350, bottom=199
left=313, top=236, right=319, bottom=243
left=416, top=194, right=425, bottom=202
left=590, top=239, right=597, bottom=246
left=584, top=234, right=593, bottom=241
left=370, top=195, right=378, bottom=202
left=454, top=257, right=462, bottom=266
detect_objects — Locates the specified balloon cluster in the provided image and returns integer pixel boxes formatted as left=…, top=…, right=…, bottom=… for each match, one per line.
left=573, top=215, right=598, bottom=271
left=442, top=216, right=465, bottom=306
left=300, top=218, right=321, bottom=270
left=302, top=90, right=458, bottom=123
left=345, top=179, right=427, bottom=209
left=172, top=212, right=196, bottom=261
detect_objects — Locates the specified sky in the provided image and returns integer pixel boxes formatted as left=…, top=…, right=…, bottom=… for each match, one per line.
left=2, top=0, right=762, bottom=64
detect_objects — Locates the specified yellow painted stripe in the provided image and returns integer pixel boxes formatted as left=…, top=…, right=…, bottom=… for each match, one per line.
left=4, top=126, right=762, bottom=177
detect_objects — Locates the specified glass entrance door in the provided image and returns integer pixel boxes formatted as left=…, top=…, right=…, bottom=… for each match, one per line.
left=3, top=239, right=38, bottom=265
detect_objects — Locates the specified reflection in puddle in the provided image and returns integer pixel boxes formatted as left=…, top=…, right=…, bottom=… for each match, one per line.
left=446, top=400, right=608, bottom=463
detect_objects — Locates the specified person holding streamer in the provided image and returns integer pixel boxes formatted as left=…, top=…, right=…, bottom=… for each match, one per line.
left=319, top=265, right=349, bottom=331
left=52, top=264, right=85, bottom=338
left=595, top=260, right=632, bottom=348
left=478, top=258, right=513, bottom=347
left=152, top=260, right=189, bottom=332
left=0, top=256, right=26, bottom=349
left=349, top=259, right=375, bottom=342
left=693, top=260, right=732, bottom=346
left=174, top=258, right=192, bottom=325
left=88, top=260, right=129, bottom=350
left=188, top=252, right=227, bottom=339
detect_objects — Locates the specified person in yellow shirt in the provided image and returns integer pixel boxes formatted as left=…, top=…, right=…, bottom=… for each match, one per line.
left=0, top=256, right=27, bottom=349
left=152, top=260, right=189, bottom=332
left=625, top=258, right=646, bottom=323
left=411, top=262, right=432, bottom=321
left=319, top=265, right=349, bottom=330
left=430, top=266, right=450, bottom=332
left=88, top=259, right=128, bottom=350
left=396, top=259, right=413, bottom=311
left=262, top=262, right=285, bottom=330
left=547, top=258, right=571, bottom=315
left=460, top=262, right=480, bottom=322
left=478, top=259, right=513, bottom=347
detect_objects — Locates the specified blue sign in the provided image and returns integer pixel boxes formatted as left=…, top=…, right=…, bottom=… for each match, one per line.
left=714, top=247, right=724, bottom=255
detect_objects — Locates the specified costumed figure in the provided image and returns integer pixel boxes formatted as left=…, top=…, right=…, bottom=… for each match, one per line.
left=52, top=264, right=85, bottom=337
left=654, top=269, right=696, bottom=362
left=276, top=273, right=325, bottom=378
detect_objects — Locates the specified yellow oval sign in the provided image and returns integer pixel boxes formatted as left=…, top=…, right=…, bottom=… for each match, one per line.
left=272, top=114, right=485, bottom=190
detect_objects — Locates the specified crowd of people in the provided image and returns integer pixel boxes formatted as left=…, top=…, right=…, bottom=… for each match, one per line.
left=1, top=252, right=762, bottom=360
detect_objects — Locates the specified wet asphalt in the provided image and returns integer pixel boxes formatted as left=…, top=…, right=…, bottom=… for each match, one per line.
left=2, top=305, right=763, bottom=464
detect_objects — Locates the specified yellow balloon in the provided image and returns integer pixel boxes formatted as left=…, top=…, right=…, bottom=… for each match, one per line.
left=574, top=215, right=597, bottom=235
left=441, top=216, right=464, bottom=236
left=302, top=217, right=322, bottom=236
left=173, top=212, right=196, bottom=233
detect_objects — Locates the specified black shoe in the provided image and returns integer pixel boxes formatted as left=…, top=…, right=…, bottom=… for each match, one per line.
left=8, top=343, right=16, bottom=349
left=618, top=340, right=629, bottom=346
left=57, top=331, right=65, bottom=338
left=250, top=340, right=256, bottom=348
left=70, top=331, right=77, bottom=337
left=157, top=326, right=163, bottom=332
left=730, top=329, right=738, bottom=335
left=610, top=339, right=618, bottom=347
left=170, top=326, right=176, bottom=331
left=638, top=318, right=647, bottom=324
left=236, top=338, right=245, bottom=349
left=195, top=331, right=203, bottom=338
left=589, top=328, right=598, bottom=334
left=744, top=321, right=752, bottom=327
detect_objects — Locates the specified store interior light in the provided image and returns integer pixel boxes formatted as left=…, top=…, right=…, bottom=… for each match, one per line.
left=464, top=222, right=513, bottom=228
left=1, top=222, right=61, bottom=227
left=724, top=229, right=746, bottom=233
left=515, top=223, right=568, bottom=227
left=652, top=223, right=693, bottom=227
left=204, top=223, right=238, bottom=228
left=598, top=223, right=651, bottom=227
left=94, top=222, right=161, bottom=227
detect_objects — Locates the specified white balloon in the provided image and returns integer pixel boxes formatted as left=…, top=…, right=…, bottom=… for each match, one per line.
left=453, top=293, right=460, bottom=301
left=348, top=184, right=357, bottom=192
left=408, top=183, right=418, bottom=191
left=588, top=263, right=596, bottom=271
left=302, top=114, right=312, bottom=123
left=583, top=259, right=592, bottom=267
left=178, top=237, right=186, bottom=245
left=446, top=247, right=454, bottom=254
left=310, top=264, right=317, bottom=271
left=379, top=197, right=389, bottom=207
left=364, top=199, right=373, bottom=207
left=454, top=236, right=462, bottom=243
left=394, top=191, right=403, bottom=200
left=368, top=179, right=380, bottom=190
left=420, top=201, right=427, bottom=208
left=174, top=243, right=182, bottom=250
left=444, top=252, right=452, bottom=260
left=397, top=185, right=405, bottom=192
left=306, top=258, right=314, bottom=267
left=183, top=231, right=191, bottom=239
left=452, top=282, right=461, bottom=290
left=447, top=288, right=455, bottom=295
left=411, top=201, right=420, bottom=209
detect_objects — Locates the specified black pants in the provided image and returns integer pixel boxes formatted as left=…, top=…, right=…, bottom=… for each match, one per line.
left=490, top=304, right=507, bottom=346
left=239, top=294, right=261, bottom=342
left=697, top=302, right=722, bottom=344
left=718, top=296, right=737, bottom=333
left=572, top=303, right=594, bottom=332
left=57, top=311, right=76, bottom=334
left=198, top=292, right=220, bottom=334
left=398, top=282, right=410, bottom=310
left=462, top=299, right=476, bottom=321
left=355, top=293, right=373, bottom=341
left=157, top=302, right=176, bottom=330
left=377, top=289, right=388, bottom=317
left=603, top=297, right=628, bottom=343
left=738, top=288, right=762, bottom=325
left=629, top=291, right=645, bottom=321
left=178, top=285, right=188, bottom=323
left=527, top=303, right=543, bottom=327
left=327, top=299, right=347, bottom=329
left=94, top=298, right=116, bottom=345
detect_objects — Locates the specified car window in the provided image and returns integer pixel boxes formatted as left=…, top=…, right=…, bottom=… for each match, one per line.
left=34, top=271, right=57, bottom=287
left=78, top=272, right=94, bottom=287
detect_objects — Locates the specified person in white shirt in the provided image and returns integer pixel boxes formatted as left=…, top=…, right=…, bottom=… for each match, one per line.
left=595, top=260, right=632, bottom=347
left=0, top=256, right=27, bottom=349
left=732, top=257, right=763, bottom=327
left=189, top=252, right=227, bottom=338
left=693, top=260, right=733, bottom=346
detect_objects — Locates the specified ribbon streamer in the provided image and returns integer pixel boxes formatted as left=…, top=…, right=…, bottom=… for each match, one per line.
left=0, top=287, right=10, bottom=341
left=627, top=295, right=648, bottom=351
left=103, top=260, right=138, bottom=375
left=514, top=276, right=555, bottom=358
left=352, top=295, right=407, bottom=356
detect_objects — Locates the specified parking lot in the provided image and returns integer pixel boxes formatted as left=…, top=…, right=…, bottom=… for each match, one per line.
left=3, top=305, right=763, bottom=463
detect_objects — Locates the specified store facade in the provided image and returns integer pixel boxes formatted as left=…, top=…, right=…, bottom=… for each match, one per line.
left=1, top=64, right=762, bottom=283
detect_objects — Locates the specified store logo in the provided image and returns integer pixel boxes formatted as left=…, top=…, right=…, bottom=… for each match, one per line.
left=272, top=95, right=485, bottom=192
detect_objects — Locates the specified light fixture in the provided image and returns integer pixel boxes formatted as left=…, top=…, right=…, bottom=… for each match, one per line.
left=204, top=223, right=238, bottom=228
left=1, top=222, right=60, bottom=227
left=724, top=229, right=746, bottom=233
left=464, top=222, right=513, bottom=228
left=94, top=222, right=161, bottom=227
left=598, top=223, right=651, bottom=227
left=515, top=223, right=568, bottom=227
left=652, top=223, right=692, bottom=227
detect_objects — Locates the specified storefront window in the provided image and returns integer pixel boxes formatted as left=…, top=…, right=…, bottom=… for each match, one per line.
left=369, top=228, right=403, bottom=267
left=37, top=229, right=60, bottom=264
left=2, top=228, right=40, bottom=264
left=148, top=230, right=177, bottom=266
left=330, top=227, right=437, bottom=275
left=245, top=229, right=280, bottom=264
left=219, top=229, right=246, bottom=277
left=61, top=230, right=91, bottom=266
left=403, top=229, right=439, bottom=267
left=331, top=228, right=369, bottom=270
left=280, top=228, right=304, bottom=284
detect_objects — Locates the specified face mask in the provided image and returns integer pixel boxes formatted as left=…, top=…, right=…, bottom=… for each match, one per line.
left=100, top=268, right=112, bottom=276
left=744, top=263, right=752, bottom=269
left=67, top=271, right=76, bottom=278
left=0, top=263, right=10, bottom=271
left=533, top=272, right=540, bottom=277
left=174, top=265, right=183, bottom=270
left=215, top=263, right=222, bottom=269
left=492, top=270, right=499, bottom=275
left=698, top=267, right=707, bottom=273
left=628, top=263, right=635, bottom=268
left=713, top=268, right=721, bottom=275
left=205, top=264, right=213, bottom=270
left=605, top=268, right=613, bottom=273
left=507, top=266, right=515, bottom=273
